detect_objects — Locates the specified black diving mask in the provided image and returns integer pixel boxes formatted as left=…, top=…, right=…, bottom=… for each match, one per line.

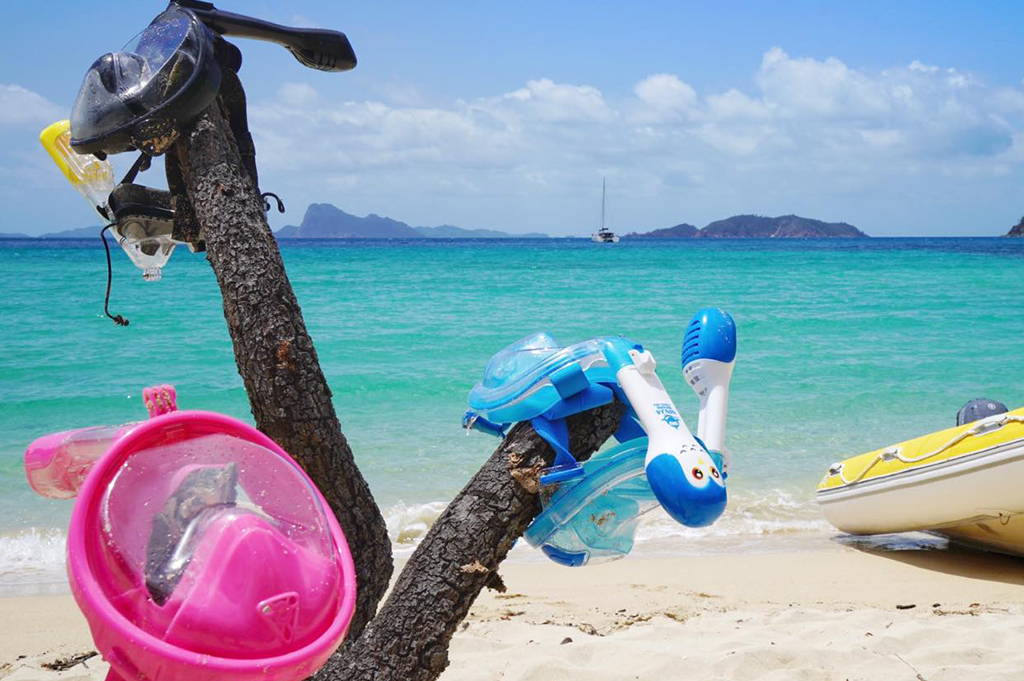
left=70, top=1, right=357, bottom=158
left=71, top=6, right=221, bottom=156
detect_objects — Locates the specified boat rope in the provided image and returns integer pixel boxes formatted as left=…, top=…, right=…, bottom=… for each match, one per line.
left=828, top=414, right=1024, bottom=486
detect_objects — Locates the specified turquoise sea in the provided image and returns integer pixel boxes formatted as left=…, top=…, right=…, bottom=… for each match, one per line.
left=1, top=237, right=1023, bottom=593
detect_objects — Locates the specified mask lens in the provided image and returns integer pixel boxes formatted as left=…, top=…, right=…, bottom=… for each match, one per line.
left=126, top=11, right=191, bottom=76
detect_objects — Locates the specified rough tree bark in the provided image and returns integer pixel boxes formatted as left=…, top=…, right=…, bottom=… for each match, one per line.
left=318, top=402, right=623, bottom=681
left=173, top=94, right=623, bottom=680
left=170, top=100, right=392, bottom=636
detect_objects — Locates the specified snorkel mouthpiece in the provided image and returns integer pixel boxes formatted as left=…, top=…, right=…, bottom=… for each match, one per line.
left=681, top=308, right=736, bottom=457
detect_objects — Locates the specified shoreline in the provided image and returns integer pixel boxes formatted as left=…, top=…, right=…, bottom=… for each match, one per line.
left=3, top=540, right=1023, bottom=680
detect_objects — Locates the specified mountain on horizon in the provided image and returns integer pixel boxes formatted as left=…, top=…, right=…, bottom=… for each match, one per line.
left=623, top=223, right=699, bottom=239
left=2, top=210, right=868, bottom=240
left=276, top=203, right=420, bottom=239
left=624, top=214, right=867, bottom=238
left=276, top=203, right=548, bottom=239
left=39, top=225, right=109, bottom=239
left=414, top=224, right=548, bottom=239
left=0, top=225, right=109, bottom=240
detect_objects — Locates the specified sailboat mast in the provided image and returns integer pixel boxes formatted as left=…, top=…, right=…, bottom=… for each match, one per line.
left=601, top=177, right=606, bottom=230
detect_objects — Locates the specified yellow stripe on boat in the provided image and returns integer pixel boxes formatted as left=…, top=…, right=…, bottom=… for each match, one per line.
left=817, top=407, right=1024, bottom=491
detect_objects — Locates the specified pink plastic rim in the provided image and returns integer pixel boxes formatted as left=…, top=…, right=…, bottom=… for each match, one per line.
left=67, top=410, right=357, bottom=676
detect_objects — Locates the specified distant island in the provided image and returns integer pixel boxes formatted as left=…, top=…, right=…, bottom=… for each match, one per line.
left=276, top=203, right=548, bottom=239
left=624, top=223, right=699, bottom=239
left=1004, top=216, right=1024, bottom=237
left=0, top=209, right=869, bottom=240
left=624, top=214, right=868, bottom=239
left=0, top=225, right=108, bottom=240
left=0, top=204, right=548, bottom=241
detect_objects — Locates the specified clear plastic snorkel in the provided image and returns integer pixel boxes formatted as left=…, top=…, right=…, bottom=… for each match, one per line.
left=39, top=120, right=115, bottom=219
left=40, top=120, right=180, bottom=284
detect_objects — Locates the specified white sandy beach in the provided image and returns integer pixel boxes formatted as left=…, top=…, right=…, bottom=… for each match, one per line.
left=2, top=538, right=1024, bottom=681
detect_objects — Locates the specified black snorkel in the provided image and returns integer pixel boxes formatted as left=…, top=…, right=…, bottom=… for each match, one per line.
left=63, top=1, right=356, bottom=324
left=71, top=2, right=356, bottom=156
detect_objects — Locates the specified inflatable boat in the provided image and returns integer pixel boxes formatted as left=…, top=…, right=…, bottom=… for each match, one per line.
left=816, top=405, right=1024, bottom=556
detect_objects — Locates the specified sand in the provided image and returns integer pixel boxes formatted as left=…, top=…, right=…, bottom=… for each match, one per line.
left=3, top=539, right=1024, bottom=681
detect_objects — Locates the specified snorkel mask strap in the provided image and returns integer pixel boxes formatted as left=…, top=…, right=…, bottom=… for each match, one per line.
left=161, top=45, right=261, bottom=252
left=531, top=381, right=619, bottom=484
left=216, top=63, right=259, bottom=187
left=529, top=415, right=578, bottom=481
left=162, top=49, right=279, bottom=242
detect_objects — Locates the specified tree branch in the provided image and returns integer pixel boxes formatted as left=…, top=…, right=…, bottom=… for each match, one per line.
left=320, top=401, right=624, bottom=681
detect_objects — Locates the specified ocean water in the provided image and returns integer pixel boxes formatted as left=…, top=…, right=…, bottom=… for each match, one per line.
left=1, top=237, right=1022, bottom=593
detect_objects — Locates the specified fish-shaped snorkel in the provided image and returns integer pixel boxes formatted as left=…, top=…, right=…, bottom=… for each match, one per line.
left=464, top=315, right=737, bottom=565
left=601, top=338, right=727, bottom=527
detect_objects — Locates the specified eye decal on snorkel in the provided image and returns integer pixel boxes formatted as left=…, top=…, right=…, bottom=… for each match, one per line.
left=682, top=459, right=710, bottom=487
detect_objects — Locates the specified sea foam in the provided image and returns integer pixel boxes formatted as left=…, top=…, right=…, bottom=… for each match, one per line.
left=0, top=528, right=68, bottom=596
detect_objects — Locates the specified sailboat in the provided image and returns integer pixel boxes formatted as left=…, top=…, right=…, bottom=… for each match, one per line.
left=591, top=178, right=619, bottom=243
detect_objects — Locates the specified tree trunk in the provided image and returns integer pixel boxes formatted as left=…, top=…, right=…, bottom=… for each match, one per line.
left=317, top=401, right=623, bottom=681
left=174, top=93, right=624, bottom=681
left=170, top=100, right=393, bottom=637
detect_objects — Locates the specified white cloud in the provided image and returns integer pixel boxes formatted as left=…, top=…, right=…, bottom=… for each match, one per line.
left=497, top=78, right=613, bottom=123
left=245, top=50, right=1024, bottom=235
left=756, top=47, right=891, bottom=118
left=0, top=84, right=64, bottom=127
left=705, top=89, right=771, bottom=120
left=634, top=74, right=697, bottom=115
left=278, top=82, right=321, bottom=107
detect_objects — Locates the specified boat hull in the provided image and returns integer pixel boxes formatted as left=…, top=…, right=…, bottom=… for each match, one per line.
left=933, top=515, right=1024, bottom=558
left=816, top=408, right=1024, bottom=554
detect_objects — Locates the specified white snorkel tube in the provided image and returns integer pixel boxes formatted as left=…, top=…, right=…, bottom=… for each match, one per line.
left=681, top=308, right=737, bottom=471
left=600, top=339, right=726, bottom=527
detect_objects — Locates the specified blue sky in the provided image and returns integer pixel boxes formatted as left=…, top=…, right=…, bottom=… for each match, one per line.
left=3, top=1, right=1024, bottom=236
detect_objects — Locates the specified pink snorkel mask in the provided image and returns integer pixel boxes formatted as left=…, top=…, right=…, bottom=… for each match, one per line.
left=24, top=387, right=356, bottom=681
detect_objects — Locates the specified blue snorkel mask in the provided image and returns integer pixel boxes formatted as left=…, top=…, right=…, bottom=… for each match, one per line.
left=524, top=439, right=659, bottom=566
left=464, top=310, right=737, bottom=566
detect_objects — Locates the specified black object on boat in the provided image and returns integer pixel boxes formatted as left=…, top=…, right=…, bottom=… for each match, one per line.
left=956, top=398, right=1009, bottom=426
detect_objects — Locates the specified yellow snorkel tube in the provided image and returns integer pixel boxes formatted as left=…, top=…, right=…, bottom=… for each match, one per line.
left=39, top=119, right=115, bottom=218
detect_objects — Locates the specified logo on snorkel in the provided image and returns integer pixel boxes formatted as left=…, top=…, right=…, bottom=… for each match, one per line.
left=654, top=403, right=681, bottom=429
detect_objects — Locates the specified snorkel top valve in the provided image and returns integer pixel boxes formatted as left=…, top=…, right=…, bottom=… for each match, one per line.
left=681, top=308, right=736, bottom=460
